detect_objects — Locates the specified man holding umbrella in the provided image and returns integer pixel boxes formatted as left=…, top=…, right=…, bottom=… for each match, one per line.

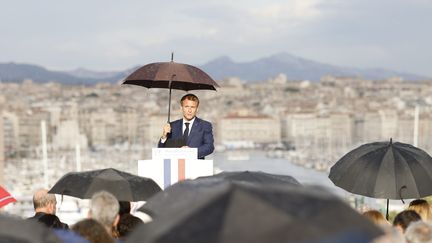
left=158, top=93, right=214, bottom=159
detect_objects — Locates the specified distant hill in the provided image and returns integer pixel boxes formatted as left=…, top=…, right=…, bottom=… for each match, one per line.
left=0, top=63, right=136, bottom=84
left=65, top=68, right=120, bottom=79
left=0, top=53, right=428, bottom=84
left=66, top=66, right=139, bottom=83
left=200, top=52, right=428, bottom=81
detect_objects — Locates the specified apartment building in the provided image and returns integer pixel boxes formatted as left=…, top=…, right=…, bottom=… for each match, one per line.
left=218, top=110, right=281, bottom=146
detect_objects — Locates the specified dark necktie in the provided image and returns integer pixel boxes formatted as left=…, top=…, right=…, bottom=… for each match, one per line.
left=183, top=122, right=190, bottom=143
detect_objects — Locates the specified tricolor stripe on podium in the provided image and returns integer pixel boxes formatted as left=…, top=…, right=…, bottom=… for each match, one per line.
left=138, top=157, right=213, bottom=190
left=163, top=159, right=186, bottom=188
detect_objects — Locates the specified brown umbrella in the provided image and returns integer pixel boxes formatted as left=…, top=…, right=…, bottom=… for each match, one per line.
left=122, top=53, right=219, bottom=122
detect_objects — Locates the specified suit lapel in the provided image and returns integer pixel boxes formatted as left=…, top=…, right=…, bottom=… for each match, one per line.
left=172, top=119, right=183, bottom=138
left=188, top=117, right=200, bottom=142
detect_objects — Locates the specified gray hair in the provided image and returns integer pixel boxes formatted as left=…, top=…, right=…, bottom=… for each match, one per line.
left=405, top=221, right=432, bottom=243
left=89, top=191, right=119, bottom=228
left=33, top=189, right=56, bottom=210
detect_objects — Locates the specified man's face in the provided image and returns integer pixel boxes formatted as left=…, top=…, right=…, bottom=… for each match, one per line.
left=181, top=99, right=198, bottom=121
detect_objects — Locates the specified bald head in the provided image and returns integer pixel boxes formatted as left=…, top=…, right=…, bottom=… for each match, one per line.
left=33, top=189, right=57, bottom=214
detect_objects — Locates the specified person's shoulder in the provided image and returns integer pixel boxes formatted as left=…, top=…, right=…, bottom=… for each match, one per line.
left=28, top=212, right=45, bottom=220
left=171, top=119, right=183, bottom=124
left=195, top=117, right=212, bottom=126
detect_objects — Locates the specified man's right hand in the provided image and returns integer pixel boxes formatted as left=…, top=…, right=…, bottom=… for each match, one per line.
left=161, top=123, right=171, bottom=139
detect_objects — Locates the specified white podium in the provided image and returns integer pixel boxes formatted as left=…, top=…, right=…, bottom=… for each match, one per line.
left=138, top=148, right=213, bottom=189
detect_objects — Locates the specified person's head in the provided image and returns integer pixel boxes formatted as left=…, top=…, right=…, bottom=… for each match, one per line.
left=363, top=210, right=389, bottom=225
left=117, top=213, right=143, bottom=239
left=33, top=189, right=57, bottom=214
left=88, top=191, right=120, bottom=234
left=405, top=221, right=432, bottom=243
left=180, top=93, right=199, bottom=121
left=118, top=201, right=131, bottom=216
left=409, top=199, right=431, bottom=221
left=72, top=218, right=114, bottom=243
left=37, top=213, right=68, bottom=229
left=393, top=210, right=422, bottom=233
left=371, top=224, right=406, bottom=243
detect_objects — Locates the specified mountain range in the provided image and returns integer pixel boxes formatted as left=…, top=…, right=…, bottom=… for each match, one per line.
left=0, top=53, right=428, bottom=84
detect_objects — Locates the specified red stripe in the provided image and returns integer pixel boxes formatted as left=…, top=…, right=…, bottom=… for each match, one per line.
left=178, top=159, right=186, bottom=181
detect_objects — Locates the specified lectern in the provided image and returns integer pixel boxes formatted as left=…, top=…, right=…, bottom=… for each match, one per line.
left=138, top=148, right=213, bottom=189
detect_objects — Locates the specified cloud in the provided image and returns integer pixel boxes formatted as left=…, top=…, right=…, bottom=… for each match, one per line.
left=0, top=0, right=431, bottom=76
left=249, top=0, right=324, bottom=20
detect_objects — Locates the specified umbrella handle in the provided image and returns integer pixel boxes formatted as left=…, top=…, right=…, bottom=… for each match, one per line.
left=167, top=73, right=176, bottom=123
left=399, top=185, right=407, bottom=204
left=167, top=51, right=173, bottom=122
left=167, top=86, right=172, bottom=123
left=386, top=199, right=389, bottom=220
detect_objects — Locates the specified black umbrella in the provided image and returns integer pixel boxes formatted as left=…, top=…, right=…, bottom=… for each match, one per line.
left=129, top=181, right=382, bottom=243
left=0, top=214, right=63, bottom=243
left=140, top=171, right=300, bottom=218
left=199, top=170, right=301, bottom=186
left=329, top=138, right=432, bottom=219
left=140, top=178, right=230, bottom=218
left=122, top=53, right=219, bottom=122
left=48, top=168, right=161, bottom=201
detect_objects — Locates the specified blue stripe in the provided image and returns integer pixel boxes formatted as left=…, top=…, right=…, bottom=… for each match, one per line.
left=164, top=159, right=171, bottom=189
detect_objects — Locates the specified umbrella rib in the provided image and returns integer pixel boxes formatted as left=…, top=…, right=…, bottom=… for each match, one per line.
left=397, top=145, right=432, bottom=178
left=367, top=146, right=392, bottom=198
left=395, top=149, right=418, bottom=198
left=347, top=145, right=385, bottom=195
left=395, top=147, right=429, bottom=198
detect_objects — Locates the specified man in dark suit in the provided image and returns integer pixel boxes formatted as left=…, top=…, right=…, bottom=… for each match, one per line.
left=28, top=188, right=69, bottom=229
left=158, top=93, right=214, bottom=159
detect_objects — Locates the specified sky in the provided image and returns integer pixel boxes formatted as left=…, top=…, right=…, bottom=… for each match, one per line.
left=1, top=0, right=431, bottom=76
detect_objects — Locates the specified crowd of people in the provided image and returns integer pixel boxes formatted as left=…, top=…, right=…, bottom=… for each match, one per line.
left=25, top=189, right=143, bottom=243
left=363, top=199, right=432, bottom=242
left=3, top=187, right=432, bottom=242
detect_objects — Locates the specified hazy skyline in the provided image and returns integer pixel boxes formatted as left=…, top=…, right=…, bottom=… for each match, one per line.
left=1, top=0, right=431, bottom=76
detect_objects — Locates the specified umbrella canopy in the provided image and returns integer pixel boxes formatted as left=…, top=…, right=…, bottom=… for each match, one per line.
left=0, top=185, right=16, bottom=208
left=329, top=139, right=432, bottom=200
left=123, top=61, right=219, bottom=91
left=141, top=171, right=300, bottom=218
left=130, top=182, right=382, bottom=243
left=140, top=178, right=229, bottom=217
left=122, top=54, right=219, bottom=122
left=0, top=214, right=63, bottom=243
left=48, top=168, right=161, bottom=201
left=199, top=170, right=301, bottom=186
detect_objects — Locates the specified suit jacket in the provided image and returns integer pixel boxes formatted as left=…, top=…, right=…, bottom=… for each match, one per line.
left=28, top=212, right=69, bottom=229
left=158, top=117, right=214, bottom=159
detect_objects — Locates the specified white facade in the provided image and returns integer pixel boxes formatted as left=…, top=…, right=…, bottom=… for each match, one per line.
left=52, top=120, right=88, bottom=149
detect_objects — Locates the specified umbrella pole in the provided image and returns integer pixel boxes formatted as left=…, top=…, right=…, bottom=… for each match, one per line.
left=386, top=199, right=389, bottom=220
left=167, top=87, right=172, bottom=123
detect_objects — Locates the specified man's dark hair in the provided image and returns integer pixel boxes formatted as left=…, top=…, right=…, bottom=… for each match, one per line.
left=118, top=201, right=131, bottom=216
left=117, top=213, right=143, bottom=238
left=180, top=93, right=199, bottom=106
left=393, top=210, right=422, bottom=232
left=72, top=218, right=114, bottom=243
left=409, top=199, right=428, bottom=207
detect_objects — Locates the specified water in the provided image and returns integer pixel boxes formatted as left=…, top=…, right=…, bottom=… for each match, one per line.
left=212, top=150, right=345, bottom=195
left=212, top=150, right=412, bottom=212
